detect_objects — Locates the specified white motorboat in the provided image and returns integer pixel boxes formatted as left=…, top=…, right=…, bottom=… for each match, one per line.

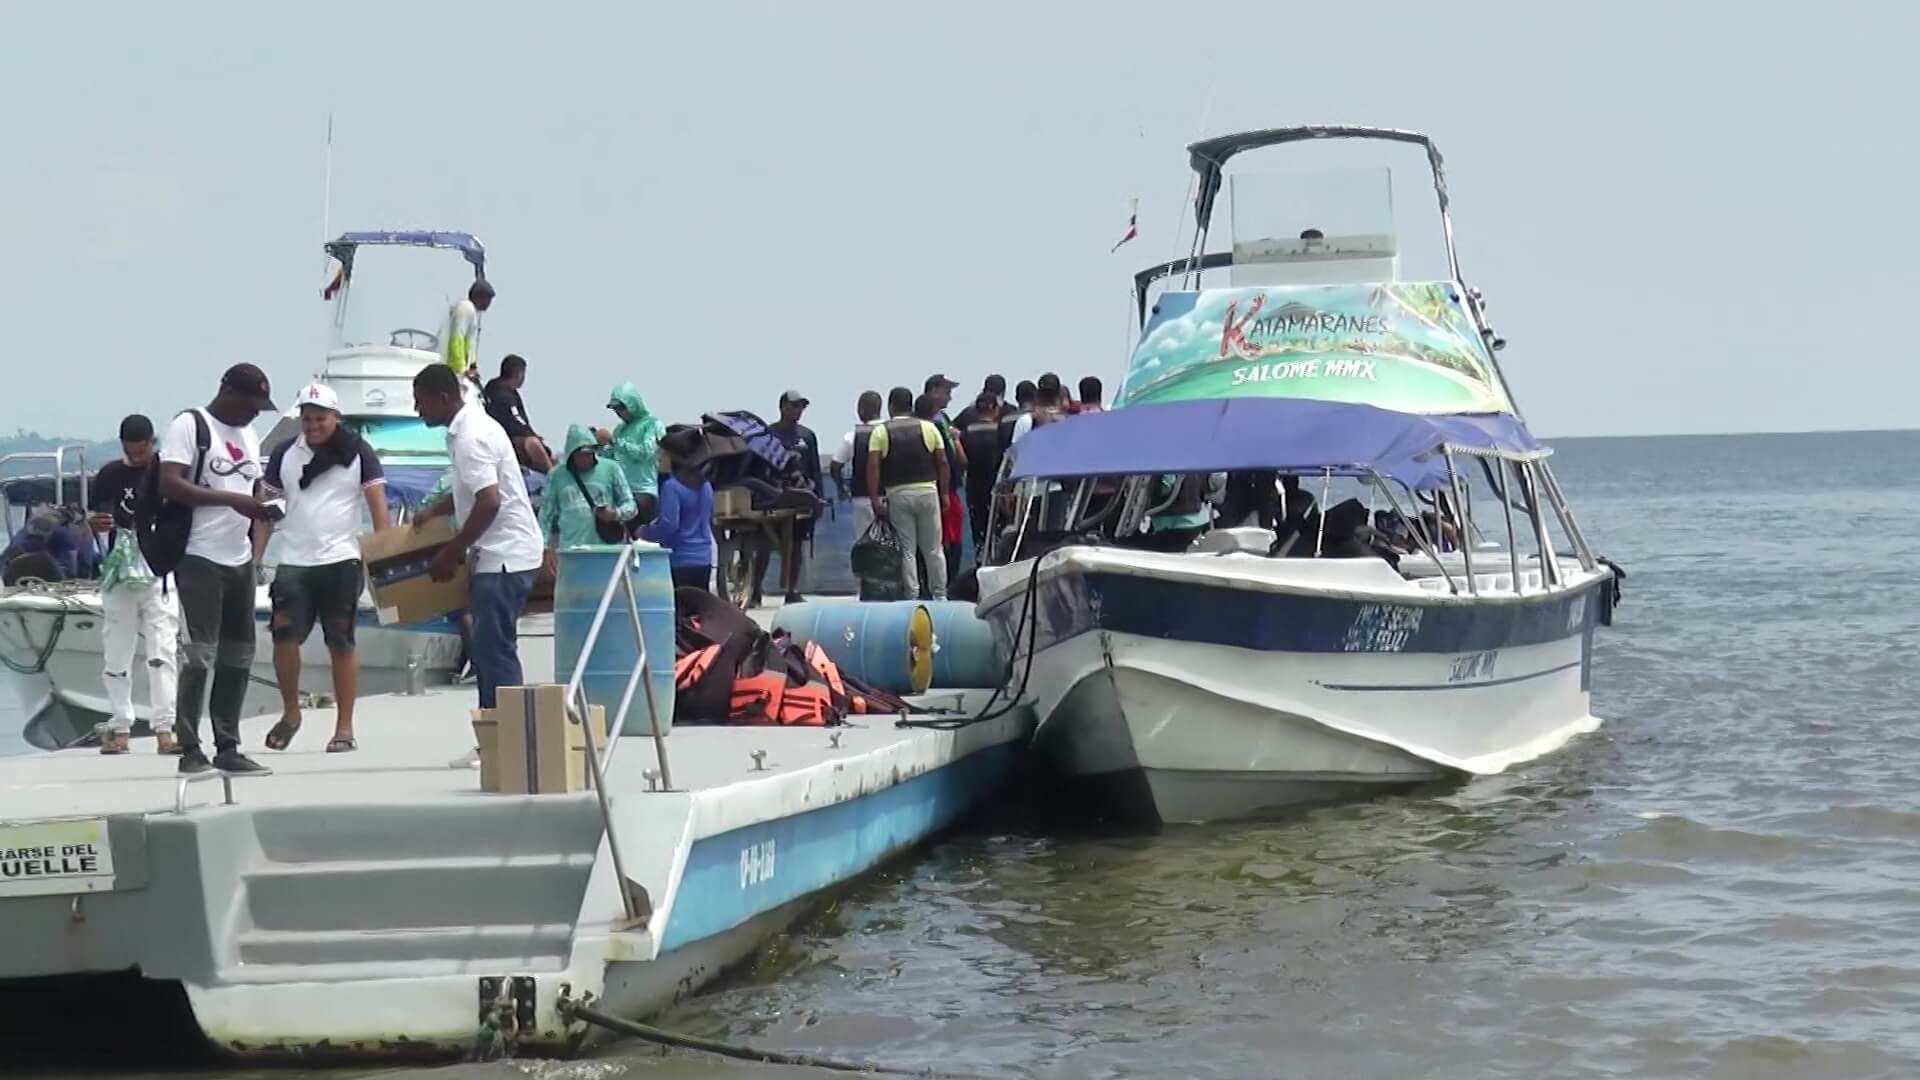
left=976, top=125, right=1621, bottom=826
left=0, top=230, right=521, bottom=748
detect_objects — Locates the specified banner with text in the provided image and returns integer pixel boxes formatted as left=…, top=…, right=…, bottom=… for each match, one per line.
left=1116, top=282, right=1514, bottom=415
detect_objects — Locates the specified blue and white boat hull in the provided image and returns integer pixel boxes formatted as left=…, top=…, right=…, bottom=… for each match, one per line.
left=978, top=547, right=1611, bottom=824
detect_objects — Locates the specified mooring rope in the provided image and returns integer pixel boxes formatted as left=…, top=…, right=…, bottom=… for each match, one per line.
left=558, top=997, right=975, bottom=1078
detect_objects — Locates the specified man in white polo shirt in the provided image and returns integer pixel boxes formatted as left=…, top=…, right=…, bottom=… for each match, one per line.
left=259, top=384, right=390, bottom=754
left=410, top=364, right=543, bottom=710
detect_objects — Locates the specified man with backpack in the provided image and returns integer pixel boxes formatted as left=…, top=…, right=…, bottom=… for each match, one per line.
left=865, top=386, right=951, bottom=601
left=146, top=364, right=280, bottom=775
left=88, top=414, right=179, bottom=755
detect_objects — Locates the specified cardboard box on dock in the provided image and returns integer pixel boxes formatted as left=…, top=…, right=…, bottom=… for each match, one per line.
left=359, top=518, right=469, bottom=626
left=475, top=685, right=607, bottom=794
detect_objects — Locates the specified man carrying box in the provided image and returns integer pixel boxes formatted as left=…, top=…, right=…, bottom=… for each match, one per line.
left=410, top=365, right=545, bottom=710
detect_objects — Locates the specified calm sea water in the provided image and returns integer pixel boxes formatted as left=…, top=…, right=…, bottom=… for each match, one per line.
left=20, top=430, right=1920, bottom=1079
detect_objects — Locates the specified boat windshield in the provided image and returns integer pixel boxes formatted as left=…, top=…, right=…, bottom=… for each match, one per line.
left=329, top=246, right=477, bottom=353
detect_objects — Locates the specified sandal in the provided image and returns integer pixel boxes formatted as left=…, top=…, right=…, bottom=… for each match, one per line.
left=325, top=735, right=357, bottom=753
left=264, top=715, right=301, bottom=752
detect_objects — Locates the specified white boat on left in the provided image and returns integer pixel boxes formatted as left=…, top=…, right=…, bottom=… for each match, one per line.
left=0, top=229, right=519, bottom=749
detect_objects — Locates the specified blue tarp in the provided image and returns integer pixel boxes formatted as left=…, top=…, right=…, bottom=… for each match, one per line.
left=1005, top=397, right=1541, bottom=491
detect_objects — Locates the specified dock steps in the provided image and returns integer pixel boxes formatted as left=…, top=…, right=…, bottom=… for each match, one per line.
left=221, top=799, right=607, bottom=984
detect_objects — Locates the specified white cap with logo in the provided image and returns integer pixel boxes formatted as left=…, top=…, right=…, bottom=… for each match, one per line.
left=292, top=383, right=341, bottom=414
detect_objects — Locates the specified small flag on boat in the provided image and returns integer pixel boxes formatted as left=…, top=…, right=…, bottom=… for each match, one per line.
left=321, top=257, right=345, bottom=300
left=1110, top=199, right=1138, bottom=253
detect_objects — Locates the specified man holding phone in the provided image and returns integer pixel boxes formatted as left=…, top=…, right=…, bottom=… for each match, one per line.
left=160, top=364, right=279, bottom=776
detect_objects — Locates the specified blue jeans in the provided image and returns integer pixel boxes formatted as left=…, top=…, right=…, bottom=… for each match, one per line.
left=470, top=570, right=536, bottom=709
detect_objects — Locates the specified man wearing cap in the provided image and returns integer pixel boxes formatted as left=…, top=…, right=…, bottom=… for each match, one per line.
left=443, top=279, right=495, bottom=401
left=160, top=364, right=280, bottom=775
left=755, top=390, right=821, bottom=606
left=921, top=374, right=968, bottom=585
left=88, top=414, right=178, bottom=755
left=258, top=384, right=390, bottom=754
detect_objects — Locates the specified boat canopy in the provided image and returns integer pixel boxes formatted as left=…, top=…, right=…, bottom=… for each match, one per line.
left=1005, top=397, right=1543, bottom=490
left=1186, top=126, right=1448, bottom=233
left=323, top=230, right=487, bottom=284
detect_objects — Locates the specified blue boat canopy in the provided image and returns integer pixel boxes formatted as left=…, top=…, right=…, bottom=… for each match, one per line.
left=324, top=230, right=487, bottom=281
left=1005, top=397, right=1544, bottom=491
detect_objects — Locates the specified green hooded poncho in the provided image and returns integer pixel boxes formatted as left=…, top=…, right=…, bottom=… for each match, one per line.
left=541, top=423, right=637, bottom=548
left=600, top=382, right=664, bottom=497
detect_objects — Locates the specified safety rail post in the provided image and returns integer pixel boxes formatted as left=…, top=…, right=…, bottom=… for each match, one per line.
left=174, top=772, right=236, bottom=815
left=559, top=541, right=674, bottom=926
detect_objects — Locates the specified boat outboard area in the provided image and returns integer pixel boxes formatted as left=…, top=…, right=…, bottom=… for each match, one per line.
left=975, top=125, right=1623, bottom=827
left=0, top=545, right=1032, bottom=1064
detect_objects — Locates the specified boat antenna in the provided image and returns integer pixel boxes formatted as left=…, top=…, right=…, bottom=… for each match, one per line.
left=1174, top=79, right=1220, bottom=291
left=322, top=111, right=333, bottom=245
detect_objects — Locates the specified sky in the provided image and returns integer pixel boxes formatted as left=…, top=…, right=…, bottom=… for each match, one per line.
left=2, top=3, right=1915, bottom=441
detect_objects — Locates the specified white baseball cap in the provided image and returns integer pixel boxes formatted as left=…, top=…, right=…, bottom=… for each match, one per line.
left=292, top=383, right=340, bottom=414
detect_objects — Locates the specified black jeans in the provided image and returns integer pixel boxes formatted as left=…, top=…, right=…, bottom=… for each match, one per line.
left=671, top=565, right=712, bottom=592
left=173, top=555, right=257, bottom=754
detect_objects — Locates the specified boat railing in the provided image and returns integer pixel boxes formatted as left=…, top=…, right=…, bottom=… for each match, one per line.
left=0, top=447, right=91, bottom=540
left=561, top=541, right=672, bottom=925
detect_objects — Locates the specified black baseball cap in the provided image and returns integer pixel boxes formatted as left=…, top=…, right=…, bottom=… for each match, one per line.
left=924, top=373, right=959, bottom=391
left=118, top=414, right=154, bottom=442
left=220, top=363, right=277, bottom=410
left=779, top=390, right=810, bottom=409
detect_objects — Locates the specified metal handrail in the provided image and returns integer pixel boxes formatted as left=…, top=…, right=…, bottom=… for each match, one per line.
left=174, top=771, right=236, bottom=815
left=561, top=541, right=674, bottom=924
left=0, top=447, right=90, bottom=541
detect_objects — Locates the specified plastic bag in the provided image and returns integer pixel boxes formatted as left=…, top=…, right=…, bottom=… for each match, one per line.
left=850, top=520, right=908, bottom=602
left=98, top=529, right=156, bottom=595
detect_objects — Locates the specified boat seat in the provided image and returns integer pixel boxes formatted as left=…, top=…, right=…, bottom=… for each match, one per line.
left=1189, top=527, right=1275, bottom=556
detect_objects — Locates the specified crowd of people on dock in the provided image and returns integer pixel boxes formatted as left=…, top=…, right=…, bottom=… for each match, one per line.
left=0, top=270, right=1123, bottom=769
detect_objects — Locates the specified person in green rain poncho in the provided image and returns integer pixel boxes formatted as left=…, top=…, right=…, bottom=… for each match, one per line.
left=541, top=424, right=637, bottom=551
left=595, top=382, right=665, bottom=535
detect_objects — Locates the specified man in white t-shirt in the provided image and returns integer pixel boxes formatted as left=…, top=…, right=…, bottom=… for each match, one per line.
left=410, top=364, right=544, bottom=710
left=259, top=384, right=390, bottom=755
left=160, top=364, right=278, bottom=776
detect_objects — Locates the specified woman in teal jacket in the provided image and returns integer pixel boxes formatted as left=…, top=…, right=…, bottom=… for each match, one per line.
left=542, top=424, right=637, bottom=550
left=596, top=382, right=665, bottom=534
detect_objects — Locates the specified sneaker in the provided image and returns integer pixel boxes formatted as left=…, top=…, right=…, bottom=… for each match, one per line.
left=99, top=731, right=130, bottom=755
left=155, top=730, right=181, bottom=755
left=212, top=749, right=273, bottom=776
left=178, top=750, right=212, bottom=775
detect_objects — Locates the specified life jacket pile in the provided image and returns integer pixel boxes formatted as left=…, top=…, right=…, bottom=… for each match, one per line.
left=671, top=587, right=910, bottom=727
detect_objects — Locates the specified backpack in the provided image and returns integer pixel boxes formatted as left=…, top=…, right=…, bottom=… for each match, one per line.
left=134, top=409, right=211, bottom=581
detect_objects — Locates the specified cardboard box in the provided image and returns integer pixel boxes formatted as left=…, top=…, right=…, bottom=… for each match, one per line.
left=481, top=684, right=608, bottom=794
left=471, top=709, right=500, bottom=794
left=360, top=518, right=470, bottom=626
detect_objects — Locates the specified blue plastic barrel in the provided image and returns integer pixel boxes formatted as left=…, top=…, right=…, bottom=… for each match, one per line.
left=769, top=601, right=934, bottom=694
left=554, top=544, right=676, bottom=736
left=921, top=600, right=1004, bottom=689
